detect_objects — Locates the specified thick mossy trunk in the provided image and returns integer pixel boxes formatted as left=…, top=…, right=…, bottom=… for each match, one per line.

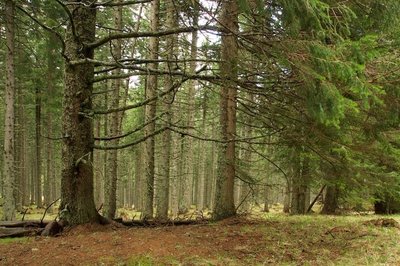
left=60, top=1, right=100, bottom=225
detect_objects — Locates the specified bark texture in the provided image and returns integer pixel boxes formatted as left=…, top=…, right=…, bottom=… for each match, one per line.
left=142, top=0, right=160, bottom=219
left=321, top=184, right=339, bottom=214
left=35, top=87, right=42, bottom=208
left=60, top=1, right=100, bottom=225
left=156, top=0, right=177, bottom=219
left=213, top=0, right=239, bottom=220
left=104, top=2, right=123, bottom=219
left=3, top=0, right=16, bottom=221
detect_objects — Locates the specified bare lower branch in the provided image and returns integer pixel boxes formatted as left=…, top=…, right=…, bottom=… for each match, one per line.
left=94, top=0, right=152, bottom=7
left=93, top=65, right=208, bottom=114
left=86, top=25, right=219, bottom=49
left=94, top=112, right=167, bottom=141
left=93, top=127, right=167, bottom=150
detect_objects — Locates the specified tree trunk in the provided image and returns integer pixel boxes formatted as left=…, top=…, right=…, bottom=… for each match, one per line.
left=44, top=117, right=52, bottom=208
left=290, top=152, right=310, bottom=215
left=155, top=0, right=176, bottom=220
left=15, top=80, right=25, bottom=211
left=213, top=0, right=239, bottom=220
left=34, top=86, right=43, bottom=208
left=60, top=1, right=101, bottom=225
left=208, top=121, right=217, bottom=209
left=44, top=31, right=57, bottom=209
left=3, top=0, right=16, bottom=221
left=142, top=0, right=160, bottom=218
left=104, top=2, right=123, bottom=219
left=182, top=3, right=199, bottom=212
left=283, top=177, right=291, bottom=213
left=198, top=90, right=208, bottom=211
left=134, top=143, right=144, bottom=211
left=93, top=118, right=102, bottom=207
left=321, top=185, right=339, bottom=214
left=142, top=0, right=160, bottom=219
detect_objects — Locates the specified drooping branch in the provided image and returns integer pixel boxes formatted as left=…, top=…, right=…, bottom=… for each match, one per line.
left=93, top=127, right=167, bottom=150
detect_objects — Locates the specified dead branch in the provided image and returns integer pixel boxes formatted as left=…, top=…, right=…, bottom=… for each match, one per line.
left=41, top=198, right=60, bottom=224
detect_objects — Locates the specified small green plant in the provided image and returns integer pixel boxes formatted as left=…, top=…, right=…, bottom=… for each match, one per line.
left=0, top=237, right=29, bottom=245
left=126, top=255, right=155, bottom=266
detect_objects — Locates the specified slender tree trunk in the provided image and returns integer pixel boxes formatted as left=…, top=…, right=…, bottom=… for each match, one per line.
left=134, top=143, right=144, bottom=211
left=104, top=2, right=123, bottom=219
left=22, top=124, right=29, bottom=206
left=44, top=32, right=57, bottom=209
left=30, top=146, right=35, bottom=205
left=17, top=87, right=28, bottom=207
left=182, top=3, right=199, bottom=212
left=101, top=83, right=109, bottom=208
left=155, top=0, right=177, bottom=220
left=44, top=118, right=52, bottom=208
left=35, top=86, right=42, bottom=208
left=207, top=121, right=217, bottom=209
left=238, top=94, right=254, bottom=213
left=60, top=1, right=101, bottom=225
left=94, top=118, right=102, bottom=207
left=263, top=185, right=270, bottom=212
left=197, top=92, right=208, bottom=211
left=213, top=0, right=239, bottom=220
left=291, top=151, right=309, bottom=215
left=3, top=0, right=16, bottom=220
left=170, top=134, right=180, bottom=217
left=143, top=0, right=160, bottom=219
left=15, top=81, right=24, bottom=211
left=283, top=177, right=291, bottom=213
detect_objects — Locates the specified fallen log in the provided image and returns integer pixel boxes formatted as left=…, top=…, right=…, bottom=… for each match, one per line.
left=0, top=227, right=44, bottom=238
left=0, top=220, right=51, bottom=228
left=118, top=219, right=209, bottom=227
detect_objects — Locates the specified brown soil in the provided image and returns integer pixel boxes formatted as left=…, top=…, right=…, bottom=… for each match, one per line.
left=0, top=216, right=396, bottom=265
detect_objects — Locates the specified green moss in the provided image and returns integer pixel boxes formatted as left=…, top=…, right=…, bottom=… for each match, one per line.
left=0, top=237, right=29, bottom=245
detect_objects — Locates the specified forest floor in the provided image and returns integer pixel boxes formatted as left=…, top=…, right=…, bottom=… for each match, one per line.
left=0, top=210, right=400, bottom=265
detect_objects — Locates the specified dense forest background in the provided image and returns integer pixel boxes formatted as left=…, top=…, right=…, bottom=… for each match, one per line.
left=1, top=0, right=400, bottom=224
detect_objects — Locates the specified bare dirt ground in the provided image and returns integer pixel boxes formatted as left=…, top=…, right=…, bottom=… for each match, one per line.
left=0, top=215, right=399, bottom=265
